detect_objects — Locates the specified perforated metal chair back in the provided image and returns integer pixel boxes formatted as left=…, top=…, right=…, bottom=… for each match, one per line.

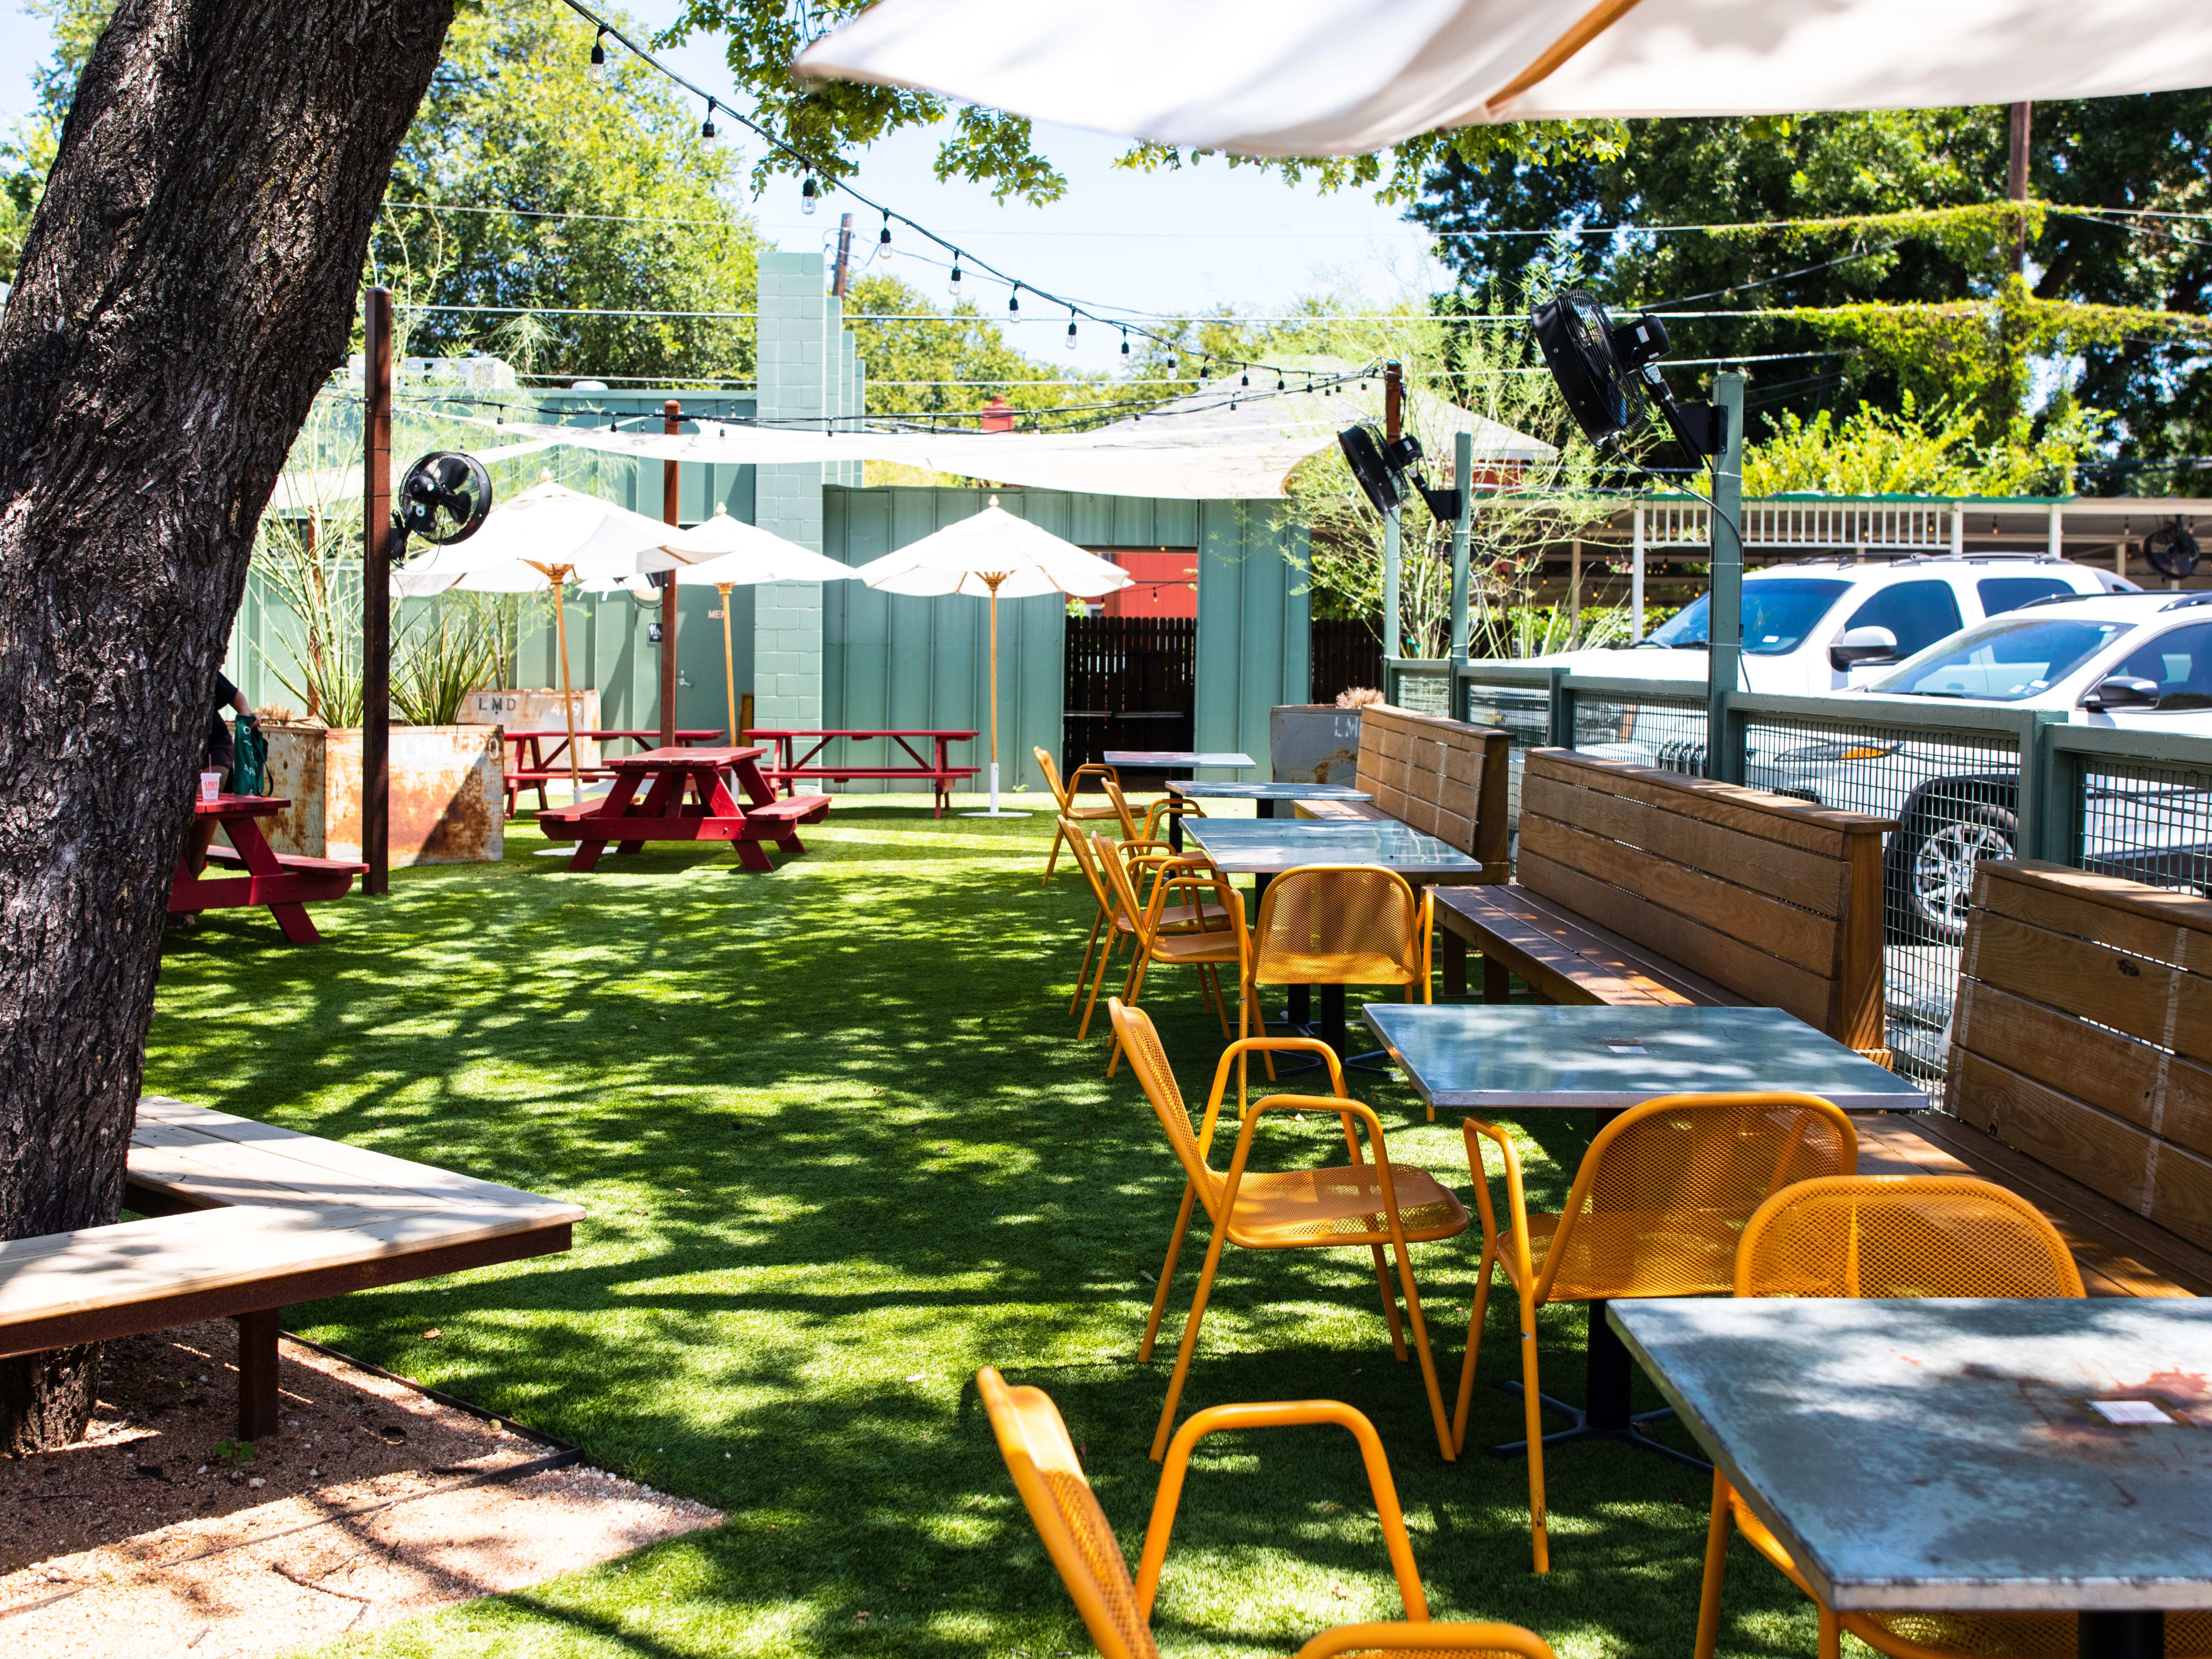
left=1537, top=1093, right=1859, bottom=1303
left=1251, top=866, right=1423, bottom=988
left=979, top=1366, right=1160, bottom=1659
left=1037, top=748, right=1073, bottom=810
left=1063, top=819, right=1118, bottom=914
left=1109, top=999, right=1226, bottom=1214
left=1736, top=1175, right=2085, bottom=1298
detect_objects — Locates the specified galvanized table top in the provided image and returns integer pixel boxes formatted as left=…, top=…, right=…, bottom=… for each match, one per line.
left=1607, top=1297, right=2212, bottom=1611
left=1103, top=750, right=1256, bottom=768
left=1169, top=781, right=1373, bottom=801
left=1184, top=817, right=1483, bottom=877
left=1363, top=1004, right=1927, bottom=1112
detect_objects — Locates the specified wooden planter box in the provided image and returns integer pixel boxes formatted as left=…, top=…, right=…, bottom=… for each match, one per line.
left=260, top=725, right=503, bottom=866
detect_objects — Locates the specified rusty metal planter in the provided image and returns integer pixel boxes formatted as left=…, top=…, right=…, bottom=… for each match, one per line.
left=261, top=725, right=503, bottom=865
left=1269, top=704, right=1363, bottom=786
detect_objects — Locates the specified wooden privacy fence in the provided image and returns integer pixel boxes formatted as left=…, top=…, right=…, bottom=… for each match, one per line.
left=1062, top=616, right=1196, bottom=774
left=1310, top=618, right=1385, bottom=705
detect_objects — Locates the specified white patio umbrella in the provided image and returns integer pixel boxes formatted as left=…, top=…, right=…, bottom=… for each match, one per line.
left=393, top=476, right=682, bottom=793
left=583, top=506, right=861, bottom=744
left=796, top=0, right=2212, bottom=156
left=849, top=498, right=1131, bottom=816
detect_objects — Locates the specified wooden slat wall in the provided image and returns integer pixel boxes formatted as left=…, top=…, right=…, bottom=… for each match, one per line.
left=1353, top=704, right=1511, bottom=873
left=1947, top=860, right=2212, bottom=1253
left=1516, top=748, right=1892, bottom=1050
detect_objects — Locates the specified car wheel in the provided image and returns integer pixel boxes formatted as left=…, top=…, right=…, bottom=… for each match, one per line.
left=1895, top=801, right=2016, bottom=945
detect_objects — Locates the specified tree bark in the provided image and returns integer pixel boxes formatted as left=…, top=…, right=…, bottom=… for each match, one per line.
left=0, top=0, right=453, bottom=1446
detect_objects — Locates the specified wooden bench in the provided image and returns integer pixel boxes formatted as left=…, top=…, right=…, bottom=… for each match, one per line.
left=1945, top=859, right=2212, bottom=1256
left=1294, top=703, right=1513, bottom=877
left=1434, top=748, right=1896, bottom=1061
left=0, top=1096, right=582, bottom=1442
left=747, top=728, right=980, bottom=820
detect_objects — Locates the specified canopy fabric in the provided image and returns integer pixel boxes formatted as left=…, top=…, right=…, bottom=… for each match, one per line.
left=475, top=371, right=1552, bottom=501
left=392, top=478, right=683, bottom=596
left=793, top=0, right=2212, bottom=156
left=581, top=506, right=861, bottom=593
left=268, top=435, right=563, bottom=515
left=850, top=503, right=1133, bottom=599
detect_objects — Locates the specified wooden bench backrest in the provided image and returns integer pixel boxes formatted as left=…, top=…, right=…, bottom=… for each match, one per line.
left=1516, top=748, right=1893, bottom=1049
left=1947, top=861, right=2212, bottom=1253
left=1353, top=703, right=1512, bottom=873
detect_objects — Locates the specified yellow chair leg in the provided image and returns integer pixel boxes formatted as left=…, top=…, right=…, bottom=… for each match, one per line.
left=1070, top=909, right=1105, bottom=1016
left=1518, top=1287, right=1550, bottom=1574
left=1389, top=1239, right=1457, bottom=1463
left=1108, top=954, right=1154, bottom=1077
left=1818, top=1607, right=1842, bottom=1659
left=1450, top=1237, right=1498, bottom=1455
left=1139, top=1182, right=1199, bottom=1362
left=1150, top=1218, right=1230, bottom=1460
left=1369, top=1243, right=1409, bottom=1359
left=1077, top=932, right=1121, bottom=1040
left=1694, top=1474, right=1734, bottom=1659
left=1043, top=824, right=1066, bottom=884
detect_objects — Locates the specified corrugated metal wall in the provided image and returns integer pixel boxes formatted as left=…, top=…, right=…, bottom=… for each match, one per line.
left=1195, top=502, right=1310, bottom=781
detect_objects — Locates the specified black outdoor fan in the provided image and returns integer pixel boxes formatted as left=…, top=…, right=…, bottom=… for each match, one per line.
left=1338, top=424, right=1463, bottom=521
left=1530, top=289, right=1725, bottom=471
left=391, top=450, right=493, bottom=562
left=2145, top=518, right=2201, bottom=581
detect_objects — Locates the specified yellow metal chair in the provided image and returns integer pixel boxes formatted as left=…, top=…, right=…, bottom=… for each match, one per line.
left=1142, top=794, right=1207, bottom=846
left=979, top=1365, right=1559, bottom=1659
left=1690, top=1176, right=2206, bottom=1659
left=1454, top=1093, right=1858, bottom=1573
left=1238, top=865, right=1433, bottom=1116
left=1092, top=834, right=1244, bottom=1064
left=1111, top=998, right=1467, bottom=1462
left=1037, top=749, right=1126, bottom=884
left=1063, top=820, right=1231, bottom=1039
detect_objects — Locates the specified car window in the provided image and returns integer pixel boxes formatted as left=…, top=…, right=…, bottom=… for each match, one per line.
left=1978, top=576, right=2077, bottom=615
left=1876, top=618, right=2136, bottom=700
left=1843, top=580, right=1964, bottom=660
left=1646, top=578, right=1851, bottom=656
left=2108, top=622, right=2212, bottom=711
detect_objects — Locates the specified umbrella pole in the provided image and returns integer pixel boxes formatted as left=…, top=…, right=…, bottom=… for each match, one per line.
left=718, top=582, right=736, bottom=743
left=553, top=569, right=581, bottom=797
left=988, top=582, right=1001, bottom=813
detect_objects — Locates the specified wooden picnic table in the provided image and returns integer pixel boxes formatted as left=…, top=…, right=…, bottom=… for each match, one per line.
left=536, top=745, right=828, bottom=873
left=748, top=728, right=979, bottom=818
left=170, top=794, right=366, bottom=944
left=501, top=726, right=726, bottom=816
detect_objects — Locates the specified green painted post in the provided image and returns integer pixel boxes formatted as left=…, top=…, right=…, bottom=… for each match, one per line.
left=1383, top=509, right=1402, bottom=659
left=1707, top=373, right=1746, bottom=783
left=1450, top=430, right=1472, bottom=662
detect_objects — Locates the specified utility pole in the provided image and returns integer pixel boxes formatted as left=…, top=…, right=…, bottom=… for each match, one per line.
left=831, top=213, right=855, bottom=300
left=1706, top=372, right=1746, bottom=785
left=1382, top=361, right=1403, bottom=660
left=361, top=286, right=392, bottom=895
left=2009, top=102, right=2032, bottom=275
left=659, top=399, right=681, bottom=749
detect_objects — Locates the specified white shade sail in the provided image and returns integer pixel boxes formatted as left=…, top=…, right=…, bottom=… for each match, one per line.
left=392, top=478, right=683, bottom=596
left=793, top=0, right=2212, bottom=156
left=850, top=503, right=1134, bottom=599
left=581, top=507, right=862, bottom=593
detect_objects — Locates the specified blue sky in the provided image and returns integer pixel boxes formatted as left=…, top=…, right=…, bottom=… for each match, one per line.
left=0, top=0, right=1456, bottom=375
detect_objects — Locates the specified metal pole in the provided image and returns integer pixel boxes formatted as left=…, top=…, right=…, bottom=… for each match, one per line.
left=1569, top=536, right=1582, bottom=645
left=1450, top=430, right=1472, bottom=662
left=361, top=286, right=392, bottom=895
left=1631, top=502, right=1646, bottom=640
left=2047, top=501, right=2063, bottom=562
left=717, top=582, right=737, bottom=743
left=660, top=399, right=681, bottom=750
left=2009, top=103, right=2033, bottom=275
left=1707, top=373, right=1747, bottom=785
left=987, top=580, right=1001, bottom=811
left=1382, top=361, right=1402, bottom=658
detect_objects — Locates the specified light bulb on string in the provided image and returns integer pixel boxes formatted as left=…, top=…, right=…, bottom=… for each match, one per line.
left=588, top=28, right=607, bottom=83
left=1007, top=285, right=1020, bottom=321
left=1119, top=331, right=1130, bottom=358
left=1275, top=374, right=1285, bottom=391
left=948, top=257, right=962, bottom=298
left=1240, top=369, right=1249, bottom=387
left=700, top=100, right=717, bottom=139
left=1065, top=309, right=1077, bottom=351
left=801, top=177, right=817, bottom=215
left=878, top=214, right=891, bottom=258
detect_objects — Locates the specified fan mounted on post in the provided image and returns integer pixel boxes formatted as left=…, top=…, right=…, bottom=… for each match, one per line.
left=1530, top=289, right=1725, bottom=471
left=2145, top=519, right=2200, bottom=581
left=391, top=450, right=493, bottom=563
left=1337, top=424, right=1463, bottom=521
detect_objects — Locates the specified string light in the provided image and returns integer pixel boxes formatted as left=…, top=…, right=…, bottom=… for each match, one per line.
left=801, top=177, right=817, bottom=215
left=700, top=100, right=718, bottom=140
left=948, top=256, right=962, bottom=298
left=1275, top=373, right=1285, bottom=391
left=1120, top=330, right=1130, bottom=358
left=878, top=213, right=891, bottom=256
left=1066, top=308, right=1078, bottom=351
left=588, top=27, right=607, bottom=83
left=1240, top=369, right=1249, bottom=387
left=1008, top=285, right=1020, bottom=320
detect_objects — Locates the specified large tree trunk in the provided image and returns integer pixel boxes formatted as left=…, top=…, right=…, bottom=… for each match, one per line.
left=0, top=0, right=453, bottom=1448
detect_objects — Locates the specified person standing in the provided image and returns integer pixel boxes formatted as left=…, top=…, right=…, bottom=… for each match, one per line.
left=207, top=671, right=252, bottom=786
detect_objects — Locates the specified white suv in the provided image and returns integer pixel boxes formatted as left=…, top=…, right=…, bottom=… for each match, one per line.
left=1523, top=552, right=2134, bottom=692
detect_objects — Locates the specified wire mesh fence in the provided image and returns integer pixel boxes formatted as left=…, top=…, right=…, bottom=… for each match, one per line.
left=1569, top=695, right=1708, bottom=774
left=2078, top=758, right=2212, bottom=897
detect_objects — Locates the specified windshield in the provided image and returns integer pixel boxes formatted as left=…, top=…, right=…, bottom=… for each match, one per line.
left=1645, top=578, right=1851, bottom=656
left=1874, top=617, right=2136, bottom=700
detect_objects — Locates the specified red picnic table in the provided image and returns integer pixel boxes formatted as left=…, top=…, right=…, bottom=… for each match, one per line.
left=169, top=796, right=367, bottom=944
left=501, top=727, right=725, bottom=816
left=535, top=746, right=829, bottom=873
left=747, top=729, right=979, bottom=819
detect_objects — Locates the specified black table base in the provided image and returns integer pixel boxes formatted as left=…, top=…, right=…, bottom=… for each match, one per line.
left=2081, top=1613, right=2164, bottom=1659
left=1489, top=1300, right=1710, bottom=1472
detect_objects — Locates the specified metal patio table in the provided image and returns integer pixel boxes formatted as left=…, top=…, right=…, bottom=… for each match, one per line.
left=1164, top=779, right=1373, bottom=849
left=1609, top=1296, right=2212, bottom=1659
left=1365, top=1003, right=1923, bottom=1465
left=1105, top=749, right=1255, bottom=847
left=1183, top=817, right=1487, bottom=1062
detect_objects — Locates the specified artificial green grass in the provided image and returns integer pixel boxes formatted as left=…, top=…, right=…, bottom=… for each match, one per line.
left=145, top=797, right=1821, bottom=1659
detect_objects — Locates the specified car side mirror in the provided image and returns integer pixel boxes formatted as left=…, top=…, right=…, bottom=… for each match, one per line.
left=1829, top=626, right=1899, bottom=672
left=2084, top=674, right=2161, bottom=711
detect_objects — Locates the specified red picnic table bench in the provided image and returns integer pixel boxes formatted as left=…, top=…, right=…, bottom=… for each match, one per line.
left=747, top=729, right=979, bottom=819
left=170, top=795, right=367, bottom=944
left=501, top=727, right=725, bottom=816
left=536, top=746, right=829, bottom=873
